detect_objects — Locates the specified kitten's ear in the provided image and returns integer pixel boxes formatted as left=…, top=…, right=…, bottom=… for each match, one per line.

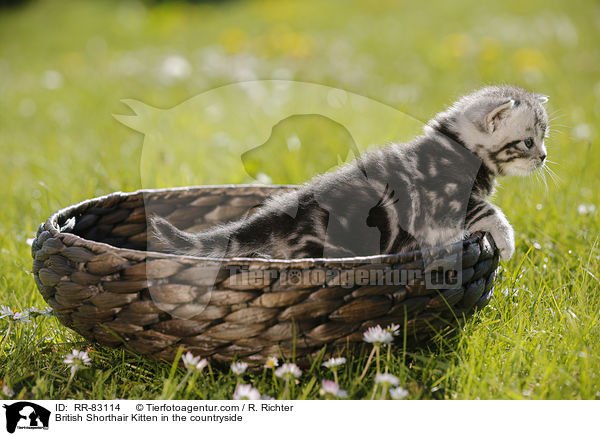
left=466, top=98, right=515, bottom=134
left=535, top=94, right=549, bottom=104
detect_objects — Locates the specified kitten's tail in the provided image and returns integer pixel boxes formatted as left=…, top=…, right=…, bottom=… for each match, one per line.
left=148, top=216, right=235, bottom=258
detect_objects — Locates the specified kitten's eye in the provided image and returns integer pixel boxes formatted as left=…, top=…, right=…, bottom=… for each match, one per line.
left=524, top=138, right=534, bottom=149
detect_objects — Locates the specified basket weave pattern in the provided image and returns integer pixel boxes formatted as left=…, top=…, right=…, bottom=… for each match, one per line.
left=31, top=186, right=499, bottom=365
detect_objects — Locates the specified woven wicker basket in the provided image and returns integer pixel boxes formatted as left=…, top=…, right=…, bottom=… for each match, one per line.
left=31, top=186, right=499, bottom=367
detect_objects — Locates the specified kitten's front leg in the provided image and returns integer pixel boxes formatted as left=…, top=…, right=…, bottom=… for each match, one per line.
left=466, top=199, right=515, bottom=260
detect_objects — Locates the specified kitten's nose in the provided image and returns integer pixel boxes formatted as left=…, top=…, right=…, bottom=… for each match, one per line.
left=540, top=154, right=547, bottom=162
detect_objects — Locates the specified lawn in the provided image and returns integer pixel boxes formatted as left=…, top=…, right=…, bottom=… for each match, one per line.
left=0, top=0, right=599, bottom=400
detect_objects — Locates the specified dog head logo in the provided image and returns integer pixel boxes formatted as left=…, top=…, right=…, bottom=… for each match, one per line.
left=3, top=402, right=50, bottom=433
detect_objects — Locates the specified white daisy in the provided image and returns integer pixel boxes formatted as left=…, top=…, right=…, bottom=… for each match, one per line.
left=0, top=305, right=13, bottom=319
left=231, top=361, right=248, bottom=375
left=578, top=203, right=596, bottom=215
left=362, top=325, right=393, bottom=344
left=233, top=384, right=260, bottom=400
left=320, top=379, right=339, bottom=395
left=274, top=363, right=302, bottom=379
left=2, top=384, right=14, bottom=398
left=374, top=373, right=399, bottom=386
left=38, top=307, right=53, bottom=317
left=63, top=349, right=92, bottom=375
left=27, top=306, right=53, bottom=318
left=264, top=356, right=279, bottom=369
left=390, top=386, right=409, bottom=399
left=386, top=323, right=401, bottom=336
left=12, top=311, right=31, bottom=324
left=181, top=352, right=208, bottom=373
left=319, top=380, right=348, bottom=399
left=322, top=357, right=346, bottom=369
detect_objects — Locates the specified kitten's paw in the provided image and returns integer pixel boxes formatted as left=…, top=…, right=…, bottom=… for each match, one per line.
left=492, top=227, right=515, bottom=261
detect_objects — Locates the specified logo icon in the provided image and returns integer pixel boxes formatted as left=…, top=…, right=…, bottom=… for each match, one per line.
left=3, top=402, right=50, bottom=434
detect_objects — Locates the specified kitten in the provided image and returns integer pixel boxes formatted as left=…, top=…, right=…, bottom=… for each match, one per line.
left=150, top=85, right=549, bottom=261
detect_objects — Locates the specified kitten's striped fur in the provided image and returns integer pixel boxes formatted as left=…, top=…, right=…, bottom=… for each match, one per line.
left=150, top=85, right=549, bottom=261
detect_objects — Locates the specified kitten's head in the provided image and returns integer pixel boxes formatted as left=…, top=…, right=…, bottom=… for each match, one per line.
left=428, top=85, right=549, bottom=177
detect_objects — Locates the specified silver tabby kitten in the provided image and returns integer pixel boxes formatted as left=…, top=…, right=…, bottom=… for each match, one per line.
left=150, top=85, right=549, bottom=261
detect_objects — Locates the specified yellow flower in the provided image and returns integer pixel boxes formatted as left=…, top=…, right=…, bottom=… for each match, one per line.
left=264, top=356, right=279, bottom=369
left=281, top=31, right=313, bottom=58
left=263, top=26, right=313, bottom=58
left=513, top=48, right=547, bottom=73
left=444, top=33, right=474, bottom=58
left=479, top=37, right=503, bottom=62
left=220, top=28, right=247, bottom=54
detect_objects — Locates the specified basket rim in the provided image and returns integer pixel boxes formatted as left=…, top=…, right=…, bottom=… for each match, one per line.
left=44, top=184, right=488, bottom=266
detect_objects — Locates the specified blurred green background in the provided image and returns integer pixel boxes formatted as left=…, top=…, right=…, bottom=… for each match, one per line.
left=1, top=0, right=599, bottom=399
left=2, top=0, right=598, bottom=257
left=1, top=0, right=598, bottom=203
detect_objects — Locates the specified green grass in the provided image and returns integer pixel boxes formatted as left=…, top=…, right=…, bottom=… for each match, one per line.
left=1, top=0, right=599, bottom=399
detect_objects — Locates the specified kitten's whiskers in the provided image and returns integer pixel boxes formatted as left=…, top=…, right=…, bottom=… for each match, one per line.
left=544, top=164, right=561, bottom=186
